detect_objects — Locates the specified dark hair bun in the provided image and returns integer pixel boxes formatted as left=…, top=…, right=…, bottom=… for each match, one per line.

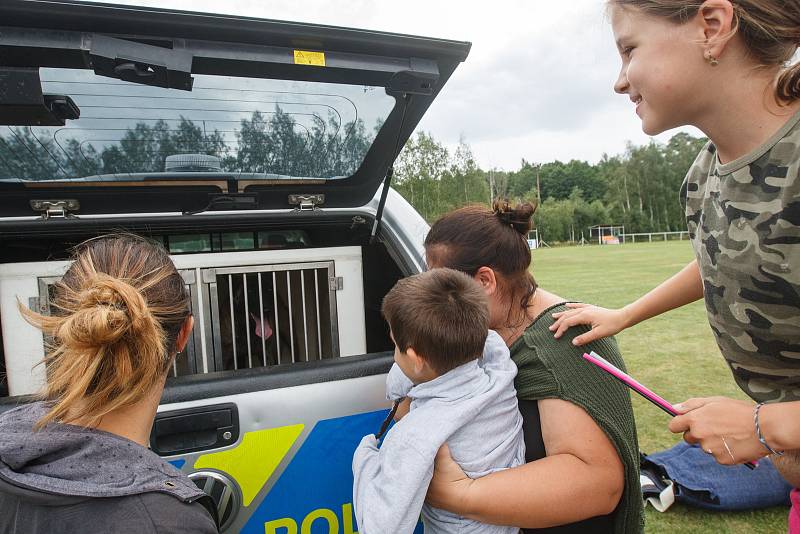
left=492, top=199, right=536, bottom=236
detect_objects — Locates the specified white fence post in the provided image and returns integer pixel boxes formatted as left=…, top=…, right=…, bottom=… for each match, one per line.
left=619, top=231, right=689, bottom=243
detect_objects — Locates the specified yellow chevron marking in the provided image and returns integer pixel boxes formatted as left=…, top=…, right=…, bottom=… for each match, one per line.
left=194, top=424, right=304, bottom=506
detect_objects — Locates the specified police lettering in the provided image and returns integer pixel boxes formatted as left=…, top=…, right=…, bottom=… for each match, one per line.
left=264, top=503, right=358, bottom=534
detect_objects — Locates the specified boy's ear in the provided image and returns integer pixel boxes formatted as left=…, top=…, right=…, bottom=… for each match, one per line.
left=406, top=347, right=427, bottom=374
left=697, top=0, right=735, bottom=59
left=474, top=267, right=498, bottom=296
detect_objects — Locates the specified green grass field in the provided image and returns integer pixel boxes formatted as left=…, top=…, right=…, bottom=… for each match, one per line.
left=532, top=240, right=789, bottom=534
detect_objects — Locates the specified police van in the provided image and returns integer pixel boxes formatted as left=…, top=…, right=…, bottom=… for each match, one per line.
left=0, top=1, right=469, bottom=531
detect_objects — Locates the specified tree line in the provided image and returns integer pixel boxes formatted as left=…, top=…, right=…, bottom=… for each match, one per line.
left=0, top=107, right=376, bottom=181
left=1, top=107, right=707, bottom=243
left=393, top=130, right=708, bottom=243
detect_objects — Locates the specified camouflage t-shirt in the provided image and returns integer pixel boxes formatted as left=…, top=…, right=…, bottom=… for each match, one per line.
left=681, top=109, right=800, bottom=402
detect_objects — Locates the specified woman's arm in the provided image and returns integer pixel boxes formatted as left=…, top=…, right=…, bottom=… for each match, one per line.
left=669, top=397, right=800, bottom=475
left=549, top=259, right=704, bottom=345
left=426, top=398, right=624, bottom=528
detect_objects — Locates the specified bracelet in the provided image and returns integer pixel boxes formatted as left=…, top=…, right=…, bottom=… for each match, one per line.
left=754, top=402, right=784, bottom=456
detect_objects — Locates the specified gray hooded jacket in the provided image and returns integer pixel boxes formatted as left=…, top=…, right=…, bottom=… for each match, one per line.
left=352, top=330, right=525, bottom=534
left=0, top=402, right=218, bottom=534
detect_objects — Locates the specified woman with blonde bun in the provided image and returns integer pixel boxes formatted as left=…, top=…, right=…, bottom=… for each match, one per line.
left=0, top=234, right=218, bottom=534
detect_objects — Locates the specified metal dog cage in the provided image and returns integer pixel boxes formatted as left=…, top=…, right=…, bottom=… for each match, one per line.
left=36, top=261, right=341, bottom=378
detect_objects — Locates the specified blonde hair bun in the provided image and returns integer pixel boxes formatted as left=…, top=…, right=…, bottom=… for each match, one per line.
left=60, top=275, right=161, bottom=350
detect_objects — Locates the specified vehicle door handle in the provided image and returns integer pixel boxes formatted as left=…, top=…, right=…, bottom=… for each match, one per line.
left=150, top=403, right=239, bottom=456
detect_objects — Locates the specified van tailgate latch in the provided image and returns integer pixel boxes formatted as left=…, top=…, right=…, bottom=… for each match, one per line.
left=288, top=194, right=324, bottom=211
left=30, top=199, right=79, bottom=220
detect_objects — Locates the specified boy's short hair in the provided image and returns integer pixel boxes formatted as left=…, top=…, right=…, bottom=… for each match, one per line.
left=382, top=268, right=489, bottom=374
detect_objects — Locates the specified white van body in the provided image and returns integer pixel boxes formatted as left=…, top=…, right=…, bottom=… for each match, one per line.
left=0, top=2, right=467, bottom=531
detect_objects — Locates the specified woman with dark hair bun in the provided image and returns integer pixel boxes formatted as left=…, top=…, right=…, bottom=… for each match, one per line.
left=422, top=201, right=643, bottom=534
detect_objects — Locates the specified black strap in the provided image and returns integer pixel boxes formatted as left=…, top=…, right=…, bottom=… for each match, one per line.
left=375, top=399, right=401, bottom=441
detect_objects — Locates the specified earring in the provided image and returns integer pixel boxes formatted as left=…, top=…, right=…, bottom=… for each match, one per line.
left=705, top=52, right=719, bottom=66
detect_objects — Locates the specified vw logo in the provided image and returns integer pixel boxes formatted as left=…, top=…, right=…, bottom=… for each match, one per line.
left=189, top=470, right=241, bottom=531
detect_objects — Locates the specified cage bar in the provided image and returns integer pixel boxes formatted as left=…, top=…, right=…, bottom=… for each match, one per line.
left=243, top=273, right=252, bottom=369
left=287, top=270, right=294, bottom=363
left=258, top=272, right=266, bottom=367
left=314, top=269, right=322, bottom=357
left=228, top=273, right=237, bottom=370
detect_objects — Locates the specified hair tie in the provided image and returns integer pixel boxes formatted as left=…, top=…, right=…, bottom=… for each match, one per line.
left=493, top=209, right=512, bottom=225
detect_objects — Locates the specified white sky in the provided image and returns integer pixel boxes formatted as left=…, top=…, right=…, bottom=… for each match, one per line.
left=100, top=0, right=703, bottom=170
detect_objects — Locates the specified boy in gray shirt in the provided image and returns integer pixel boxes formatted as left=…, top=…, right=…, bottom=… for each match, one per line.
left=352, top=268, right=525, bottom=534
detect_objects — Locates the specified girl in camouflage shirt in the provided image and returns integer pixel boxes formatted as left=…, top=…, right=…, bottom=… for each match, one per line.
left=549, top=0, right=800, bottom=529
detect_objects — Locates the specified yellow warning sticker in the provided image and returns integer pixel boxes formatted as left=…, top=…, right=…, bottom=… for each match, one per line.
left=293, top=50, right=326, bottom=67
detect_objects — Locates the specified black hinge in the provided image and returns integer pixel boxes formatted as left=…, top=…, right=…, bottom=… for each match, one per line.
left=328, top=276, right=344, bottom=291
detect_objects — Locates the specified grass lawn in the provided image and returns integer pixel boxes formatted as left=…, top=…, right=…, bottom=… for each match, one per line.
left=532, top=240, right=789, bottom=534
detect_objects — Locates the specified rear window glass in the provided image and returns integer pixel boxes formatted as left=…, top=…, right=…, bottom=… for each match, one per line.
left=0, top=68, right=395, bottom=181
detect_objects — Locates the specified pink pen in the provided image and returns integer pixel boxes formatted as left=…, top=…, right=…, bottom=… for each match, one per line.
left=583, top=351, right=757, bottom=470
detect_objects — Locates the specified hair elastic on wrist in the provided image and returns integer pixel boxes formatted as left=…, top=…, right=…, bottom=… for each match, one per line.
left=754, top=402, right=784, bottom=456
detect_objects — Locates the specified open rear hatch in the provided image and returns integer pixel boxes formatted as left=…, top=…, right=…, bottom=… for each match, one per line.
left=0, top=1, right=469, bottom=401
left=0, top=0, right=470, bottom=235
left=0, top=10, right=472, bottom=529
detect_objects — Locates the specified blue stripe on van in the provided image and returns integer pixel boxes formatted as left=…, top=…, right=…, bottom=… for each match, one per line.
left=243, top=409, right=423, bottom=534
